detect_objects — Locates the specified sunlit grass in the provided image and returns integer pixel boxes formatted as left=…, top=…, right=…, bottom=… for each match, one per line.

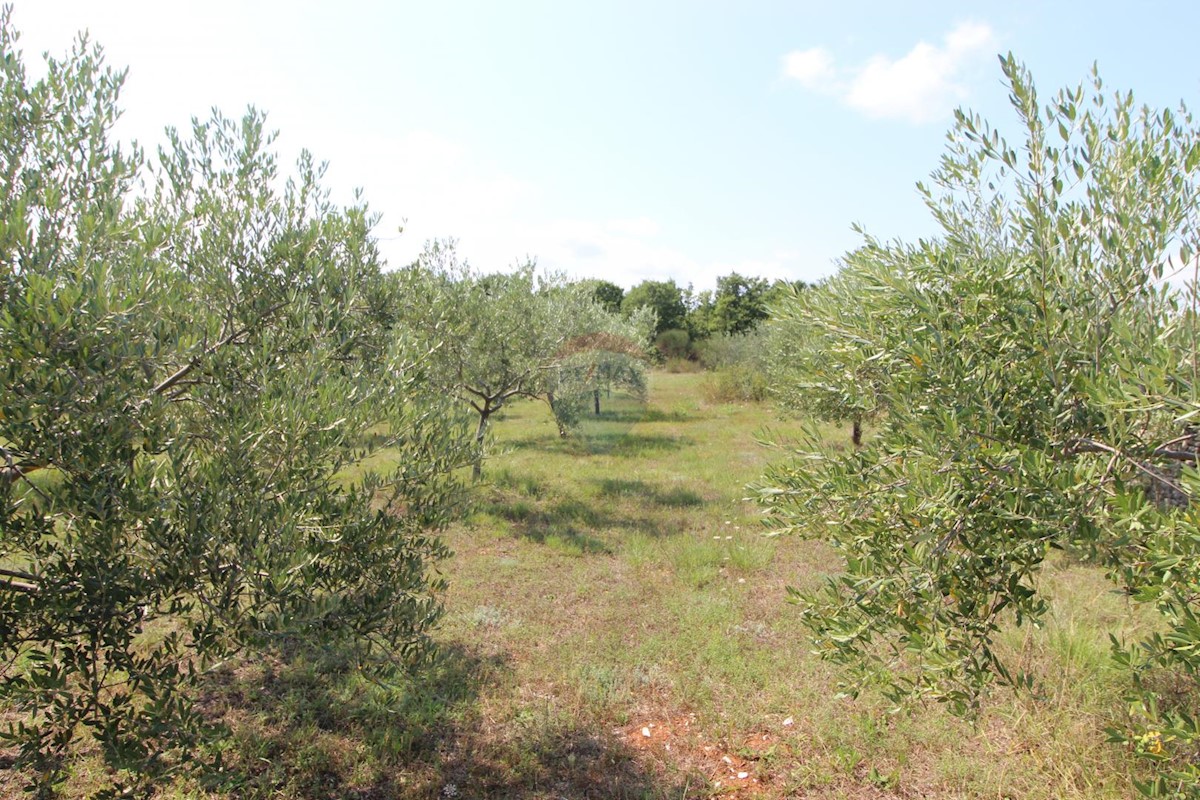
left=10, top=371, right=1163, bottom=799
left=418, top=371, right=1152, bottom=799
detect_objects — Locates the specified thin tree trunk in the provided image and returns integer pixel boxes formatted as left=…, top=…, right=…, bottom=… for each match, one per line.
left=852, top=417, right=863, bottom=448
left=547, top=392, right=568, bottom=437
left=593, top=388, right=601, bottom=416
left=472, top=410, right=489, bottom=480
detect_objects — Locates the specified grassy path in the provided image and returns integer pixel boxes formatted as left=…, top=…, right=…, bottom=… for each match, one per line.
left=402, top=372, right=1141, bottom=799
left=77, top=371, right=1147, bottom=799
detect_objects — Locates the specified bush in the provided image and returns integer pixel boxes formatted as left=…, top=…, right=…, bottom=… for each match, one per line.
left=664, top=356, right=703, bottom=373
left=695, top=329, right=769, bottom=371
left=695, top=331, right=770, bottom=403
left=654, top=327, right=693, bottom=361
left=702, top=365, right=769, bottom=403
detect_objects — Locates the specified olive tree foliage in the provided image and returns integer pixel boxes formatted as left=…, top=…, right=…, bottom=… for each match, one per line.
left=542, top=340, right=649, bottom=429
left=395, top=241, right=653, bottom=478
left=761, top=57, right=1200, bottom=796
left=529, top=281, right=652, bottom=431
left=765, top=252, right=903, bottom=445
left=0, top=18, right=465, bottom=796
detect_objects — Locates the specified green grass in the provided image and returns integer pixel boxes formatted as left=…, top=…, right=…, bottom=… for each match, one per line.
left=5, top=372, right=1163, bottom=799
left=359, top=371, right=1153, bottom=798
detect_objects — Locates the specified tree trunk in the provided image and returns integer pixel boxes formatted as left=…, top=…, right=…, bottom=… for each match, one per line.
left=852, top=417, right=863, bottom=448
left=472, top=410, right=490, bottom=480
left=593, top=388, right=601, bottom=416
left=547, top=392, right=569, bottom=437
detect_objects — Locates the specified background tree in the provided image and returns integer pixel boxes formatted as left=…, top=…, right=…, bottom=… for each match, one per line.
left=581, top=278, right=625, bottom=314
left=0, top=18, right=465, bottom=795
left=622, top=278, right=686, bottom=336
left=693, top=272, right=771, bottom=336
left=761, top=57, right=1200, bottom=796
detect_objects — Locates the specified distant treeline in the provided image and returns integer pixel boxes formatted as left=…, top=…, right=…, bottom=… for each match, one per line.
left=579, top=274, right=806, bottom=359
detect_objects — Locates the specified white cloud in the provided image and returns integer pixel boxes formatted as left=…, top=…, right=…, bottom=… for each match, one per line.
left=11, top=3, right=833, bottom=290
left=846, top=23, right=995, bottom=123
left=495, top=219, right=810, bottom=291
left=781, top=47, right=835, bottom=89
left=782, top=22, right=997, bottom=124
left=311, top=130, right=814, bottom=290
left=291, top=127, right=539, bottom=271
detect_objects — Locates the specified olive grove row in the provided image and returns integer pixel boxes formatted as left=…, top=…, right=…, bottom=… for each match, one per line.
left=6, top=9, right=1200, bottom=798
left=0, top=16, right=649, bottom=796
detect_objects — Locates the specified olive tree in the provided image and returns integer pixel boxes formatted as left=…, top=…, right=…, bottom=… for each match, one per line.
left=0, top=18, right=465, bottom=796
left=762, top=57, right=1200, bottom=796
left=765, top=250, right=903, bottom=445
left=396, top=241, right=652, bottom=478
left=540, top=317, right=652, bottom=430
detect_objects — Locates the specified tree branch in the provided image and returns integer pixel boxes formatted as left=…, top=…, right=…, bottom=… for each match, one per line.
left=0, top=576, right=39, bottom=594
left=0, top=566, right=38, bottom=582
left=0, top=444, right=48, bottom=491
left=1065, top=438, right=1188, bottom=494
left=150, top=299, right=289, bottom=398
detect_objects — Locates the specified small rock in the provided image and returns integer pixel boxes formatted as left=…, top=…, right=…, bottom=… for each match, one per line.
left=783, top=716, right=794, bottom=727
left=641, top=727, right=651, bottom=738
left=737, top=771, right=749, bottom=780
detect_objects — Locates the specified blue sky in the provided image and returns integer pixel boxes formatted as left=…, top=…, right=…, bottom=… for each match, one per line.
left=12, top=1, right=1200, bottom=290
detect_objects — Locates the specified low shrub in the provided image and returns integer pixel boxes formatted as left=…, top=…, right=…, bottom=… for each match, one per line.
left=654, top=328, right=693, bottom=361
left=664, top=356, right=703, bottom=373
left=696, top=331, right=770, bottom=402
left=696, top=329, right=768, bottom=370
left=702, top=365, right=769, bottom=403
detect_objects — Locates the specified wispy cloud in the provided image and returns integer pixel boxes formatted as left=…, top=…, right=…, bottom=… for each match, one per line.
left=781, top=47, right=835, bottom=89
left=781, top=22, right=997, bottom=124
left=316, top=130, right=816, bottom=288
